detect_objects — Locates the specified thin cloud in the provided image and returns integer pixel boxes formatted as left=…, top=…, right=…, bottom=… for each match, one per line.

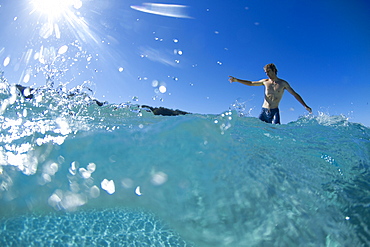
left=139, top=46, right=178, bottom=67
left=131, top=3, right=193, bottom=19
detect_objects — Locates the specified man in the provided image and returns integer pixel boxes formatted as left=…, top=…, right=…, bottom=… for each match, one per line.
left=229, top=63, right=312, bottom=124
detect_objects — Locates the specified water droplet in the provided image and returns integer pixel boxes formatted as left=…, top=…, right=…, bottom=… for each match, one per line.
left=159, top=85, right=167, bottom=93
left=73, top=0, right=82, bottom=9
left=101, top=179, right=115, bottom=194
left=23, top=74, right=30, bottom=83
left=135, top=186, right=142, bottom=196
left=87, top=163, right=96, bottom=173
left=152, top=80, right=159, bottom=87
left=173, top=39, right=179, bottom=43
left=79, top=168, right=91, bottom=179
left=58, top=45, right=68, bottom=55
left=69, top=161, right=78, bottom=175
left=3, top=56, right=10, bottom=67
left=118, top=67, right=124, bottom=72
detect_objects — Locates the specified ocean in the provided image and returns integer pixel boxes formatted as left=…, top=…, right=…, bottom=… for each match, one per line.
left=0, top=81, right=369, bottom=247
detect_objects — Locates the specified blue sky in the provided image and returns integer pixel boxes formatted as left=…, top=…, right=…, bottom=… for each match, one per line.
left=0, top=0, right=369, bottom=126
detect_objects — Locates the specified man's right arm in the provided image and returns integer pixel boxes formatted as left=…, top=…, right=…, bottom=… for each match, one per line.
left=228, top=76, right=264, bottom=86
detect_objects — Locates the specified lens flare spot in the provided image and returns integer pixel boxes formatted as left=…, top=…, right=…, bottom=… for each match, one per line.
left=151, top=172, right=168, bottom=185
left=121, top=178, right=133, bottom=188
left=89, top=185, right=100, bottom=198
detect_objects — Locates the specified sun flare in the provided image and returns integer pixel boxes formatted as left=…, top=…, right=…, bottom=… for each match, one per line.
left=29, top=0, right=87, bottom=39
left=30, top=0, right=82, bottom=20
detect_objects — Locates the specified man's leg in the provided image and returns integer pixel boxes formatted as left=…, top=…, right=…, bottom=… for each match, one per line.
left=272, top=108, right=281, bottom=124
left=259, top=108, right=273, bottom=123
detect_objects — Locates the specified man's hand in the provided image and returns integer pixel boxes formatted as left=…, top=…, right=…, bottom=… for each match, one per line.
left=228, top=76, right=237, bottom=83
left=306, top=106, right=312, bottom=114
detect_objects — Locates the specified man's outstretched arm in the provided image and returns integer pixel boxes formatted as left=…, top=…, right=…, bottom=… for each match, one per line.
left=228, top=76, right=264, bottom=86
left=285, top=85, right=312, bottom=113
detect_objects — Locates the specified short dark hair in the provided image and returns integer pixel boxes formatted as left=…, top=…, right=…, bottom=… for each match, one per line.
left=264, top=63, right=278, bottom=75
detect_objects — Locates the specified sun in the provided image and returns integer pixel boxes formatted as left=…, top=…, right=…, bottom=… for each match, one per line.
left=30, top=0, right=82, bottom=20
left=29, top=0, right=85, bottom=39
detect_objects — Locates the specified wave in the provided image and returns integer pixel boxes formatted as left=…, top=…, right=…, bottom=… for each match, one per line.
left=0, top=82, right=370, bottom=246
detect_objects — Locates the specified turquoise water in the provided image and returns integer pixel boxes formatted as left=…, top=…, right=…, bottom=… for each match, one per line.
left=0, top=81, right=370, bottom=246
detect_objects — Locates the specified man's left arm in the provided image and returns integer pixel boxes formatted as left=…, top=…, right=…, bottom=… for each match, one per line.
left=285, top=84, right=312, bottom=113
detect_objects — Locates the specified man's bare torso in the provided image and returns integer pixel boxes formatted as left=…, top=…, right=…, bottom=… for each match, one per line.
left=262, top=78, right=287, bottom=109
left=228, top=63, right=312, bottom=115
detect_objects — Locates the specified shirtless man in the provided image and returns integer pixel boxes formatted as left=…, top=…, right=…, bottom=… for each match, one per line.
left=229, top=63, right=312, bottom=124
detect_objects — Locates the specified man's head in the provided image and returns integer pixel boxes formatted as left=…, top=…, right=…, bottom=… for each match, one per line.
left=264, top=63, right=278, bottom=76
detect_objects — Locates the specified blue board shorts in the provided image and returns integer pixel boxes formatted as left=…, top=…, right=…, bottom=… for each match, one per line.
left=258, top=108, right=281, bottom=124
